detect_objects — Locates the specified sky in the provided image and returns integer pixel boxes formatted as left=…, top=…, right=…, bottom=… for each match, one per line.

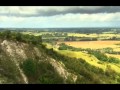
left=0, top=6, right=120, bottom=28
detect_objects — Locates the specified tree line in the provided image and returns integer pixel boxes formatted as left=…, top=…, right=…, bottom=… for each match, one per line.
left=0, top=30, right=42, bottom=45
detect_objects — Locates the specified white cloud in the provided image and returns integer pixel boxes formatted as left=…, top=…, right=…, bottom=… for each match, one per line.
left=0, top=6, right=120, bottom=28
left=0, top=6, right=38, bottom=15
left=0, top=12, right=120, bottom=23
left=54, top=12, right=120, bottom=22
left=0, top=16, right=25, bottom=22
left=78, top=6, right=103, bottom=10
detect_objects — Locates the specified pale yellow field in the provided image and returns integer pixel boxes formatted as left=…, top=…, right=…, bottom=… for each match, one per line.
left=21, top=32, right=53, bottom=36
left=58, top=41, right=120, bottom=49
left=99, top=34, right=120, bottom=38
left=68, top=33, right=120, bottom=38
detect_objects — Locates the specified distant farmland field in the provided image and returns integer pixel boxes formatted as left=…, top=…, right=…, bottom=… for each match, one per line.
left=58, top=41, right=120, bottom=49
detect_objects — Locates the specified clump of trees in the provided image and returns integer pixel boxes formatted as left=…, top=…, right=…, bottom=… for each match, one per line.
left=87, top=49, right=120, bottom=64
left=58, top=43, right=84, bottom=51
left=99, top=48, right=120, bottom=54
left=42, top=32, right=67, bottom=38
left=0, top=30, right=42, bottom=45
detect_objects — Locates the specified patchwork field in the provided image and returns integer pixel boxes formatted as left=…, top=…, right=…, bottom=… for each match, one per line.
left=22, top=32, right=53, bottom=36
left=58, top=41, right=120, bottom=49
left=68, top=33, right=120, bottom=38
left=68, top=33, right=98, bottom=37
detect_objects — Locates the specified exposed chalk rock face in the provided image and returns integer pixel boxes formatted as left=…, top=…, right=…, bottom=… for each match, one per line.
left=50, top=59, right=77, bottom=83
left=1, top=40, right=27, bottom=60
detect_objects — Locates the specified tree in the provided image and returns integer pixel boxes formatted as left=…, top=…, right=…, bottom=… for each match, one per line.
left=22, top=58, right=36, bottom=77
left=3, top=30, right=11, bottom=39
left=16, top=32, right=22, bottom=41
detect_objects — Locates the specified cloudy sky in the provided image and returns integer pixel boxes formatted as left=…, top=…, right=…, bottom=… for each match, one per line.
left=0, top=6, right=120, bottom=28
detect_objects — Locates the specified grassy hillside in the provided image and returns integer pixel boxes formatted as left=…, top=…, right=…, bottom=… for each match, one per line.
left=1, top=31, right=120, bottom=84
left=42, top=43, right=120, bottom=84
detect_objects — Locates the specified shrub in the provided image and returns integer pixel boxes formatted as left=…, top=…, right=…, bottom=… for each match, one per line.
left=21, top=58, right=37, bottom=77
left=21, top=58, right=64, bottom=84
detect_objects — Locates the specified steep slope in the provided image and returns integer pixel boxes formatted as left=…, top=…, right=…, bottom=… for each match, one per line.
left=0, top=39, right=76, bottom=84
